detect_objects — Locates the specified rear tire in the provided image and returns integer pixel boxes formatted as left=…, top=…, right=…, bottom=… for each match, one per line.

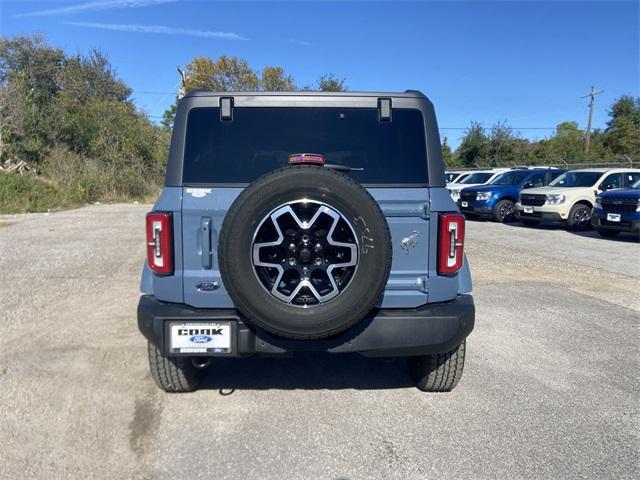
left=596, top=228, right=619, bottom=238
left=567, top=203, right=592, bottom=230
left=148, top=342, right=203, bottom=393
left=407, top=341, right=466, bottom=392
left=493, top=199, right=515, bottom=223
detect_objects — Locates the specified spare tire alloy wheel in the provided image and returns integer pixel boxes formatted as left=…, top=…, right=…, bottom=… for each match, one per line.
left=219, top=166, right=392, bottom=340
left=252, top=200, right=358, bottom=306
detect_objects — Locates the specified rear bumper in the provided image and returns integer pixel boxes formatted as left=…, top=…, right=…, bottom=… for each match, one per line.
left=137, top=294, right=475, bottom=358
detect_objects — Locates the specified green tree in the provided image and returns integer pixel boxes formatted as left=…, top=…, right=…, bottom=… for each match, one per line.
left=183, top=55, right=260, bottom=92
left=441, top=136, right=454, bottom=166
left=545, top=122, right=585, bottom=162
left=604, top=95, right=640, bottom=157
left=457, top=122, right=489, bottom=167
left=163, top=55, right=347, bottom=125
left=0, top=34, right=168, bottom=211
left=315, top=73, right=347, bottom=92
left=487, top=121, right=522, bottom=166
left=261, top=66, right=296, bottom=91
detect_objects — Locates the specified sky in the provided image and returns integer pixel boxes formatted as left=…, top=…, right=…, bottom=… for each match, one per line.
left=1, top=0, right=638, bottom=147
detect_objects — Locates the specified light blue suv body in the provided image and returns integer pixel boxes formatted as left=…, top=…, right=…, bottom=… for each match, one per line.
left=138, top=90, right=475, bottom=392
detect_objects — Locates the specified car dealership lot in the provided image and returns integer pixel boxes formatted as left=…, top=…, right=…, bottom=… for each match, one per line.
left=0, top=204, right=638, bottom=480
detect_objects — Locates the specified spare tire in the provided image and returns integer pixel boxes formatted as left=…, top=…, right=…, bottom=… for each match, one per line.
left=218, top=166, right=392, bottom=339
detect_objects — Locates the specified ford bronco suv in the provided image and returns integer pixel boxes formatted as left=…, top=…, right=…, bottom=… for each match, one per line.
left=516, top=168, right=640, bottom=229
left=137, top=90, right=475, bottom=393
left=592, top=177, right=640, bottom=238
left=458, top=167, right=565, bottom=223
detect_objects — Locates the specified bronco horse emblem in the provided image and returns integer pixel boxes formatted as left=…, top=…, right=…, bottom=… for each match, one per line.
left=400, top=230, right=420, bottom=254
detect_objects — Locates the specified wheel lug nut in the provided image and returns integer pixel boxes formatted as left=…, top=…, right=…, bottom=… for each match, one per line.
left=315, top=243, right=322, bottom=251
left=301, top=234, right=310, bottom=244
left=314, top=258, right=323, bottom=266
left=288, top=257, right=296, bottom=266
left=288, top=243, right=296, bottom=252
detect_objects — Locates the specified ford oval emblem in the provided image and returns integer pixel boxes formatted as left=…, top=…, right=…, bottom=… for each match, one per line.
left=196, top=281, right=220, bottom=292
left=190, top=335, right=212, bottom=343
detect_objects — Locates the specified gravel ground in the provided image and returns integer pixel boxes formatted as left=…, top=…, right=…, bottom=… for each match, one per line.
left=0, top=204, right=638, bottom=480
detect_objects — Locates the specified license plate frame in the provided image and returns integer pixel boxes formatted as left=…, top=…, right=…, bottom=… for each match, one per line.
left=523, top=206, right=534, bottom=214
left=167, top=321, right=234, bottom=355
left=606, top=213, right=621, bottom=222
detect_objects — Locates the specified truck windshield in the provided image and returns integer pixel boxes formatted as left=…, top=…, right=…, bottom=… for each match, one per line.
left=489, top=171, right=530, bottom=186
left=549, top=171, right=601, bottom=188
left=183, top=107, right=428, bottom=185
left=632, top=178, right=640, bottom=189
left=459, top=172, right=493, bottom=184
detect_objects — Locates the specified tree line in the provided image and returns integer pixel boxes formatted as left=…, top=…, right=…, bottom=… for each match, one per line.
left=0, top=34, right=344, bottom=212
left=443, top=96, right=640, bottom=168
left=0, top=34, right=638, bottom=213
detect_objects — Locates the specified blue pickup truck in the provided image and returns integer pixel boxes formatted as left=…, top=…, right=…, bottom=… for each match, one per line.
left=458, top=167, right=565, bottom=223
left=592, top=178, right=640, bottom=238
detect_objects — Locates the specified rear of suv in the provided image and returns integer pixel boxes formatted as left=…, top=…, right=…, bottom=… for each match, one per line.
left=138, top=90, right=475, bottom=393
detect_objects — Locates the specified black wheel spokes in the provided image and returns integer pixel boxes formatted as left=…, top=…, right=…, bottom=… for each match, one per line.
left=252, top=200, right=359, bottom=306
left=575, top=208, right=591, bottom=226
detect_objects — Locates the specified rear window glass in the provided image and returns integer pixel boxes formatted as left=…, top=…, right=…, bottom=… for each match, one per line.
left=182, top=107, right=428, bottom=184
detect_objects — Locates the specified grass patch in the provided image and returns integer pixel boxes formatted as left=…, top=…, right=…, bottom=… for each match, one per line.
left=0, top=173, right=79, bottom=213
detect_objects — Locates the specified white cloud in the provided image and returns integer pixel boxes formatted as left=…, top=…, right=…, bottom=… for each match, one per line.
left=65, top=22, right=246, bottom=40
left=15, top=0, right=176, bottom=18
left=289, top=39, right=312, bottom=46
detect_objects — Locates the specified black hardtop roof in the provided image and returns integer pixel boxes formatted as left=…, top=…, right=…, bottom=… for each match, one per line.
left=184, top=89, right=428, bottom=100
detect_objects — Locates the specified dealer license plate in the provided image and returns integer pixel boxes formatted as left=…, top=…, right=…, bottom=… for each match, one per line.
left=169, top=322, right=232, bottom=354
left=524, top=206, right=534, bottom=214
left=607, top=213, right=621, bottom=222
left=461, top=201, right=468, bottom=208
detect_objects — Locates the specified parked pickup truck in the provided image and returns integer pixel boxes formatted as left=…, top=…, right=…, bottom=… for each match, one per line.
left=592, top=177, right=640, bottom=238
left=516, top=168, right=640, bottom=229
left=137, top=90, right=475, bottom=393
left=458, top=167, right=565, bottom=223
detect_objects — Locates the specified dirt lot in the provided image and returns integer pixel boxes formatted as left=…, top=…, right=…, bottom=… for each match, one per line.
left=1, top=204, right=638, bottom=480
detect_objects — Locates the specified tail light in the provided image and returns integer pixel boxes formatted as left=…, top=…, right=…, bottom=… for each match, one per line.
left=146, top=212, right=173, bottom=275
left=438, top=213, right=465, bottom=276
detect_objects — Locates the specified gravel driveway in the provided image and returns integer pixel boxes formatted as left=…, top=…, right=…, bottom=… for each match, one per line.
left=1, top=204, right=638, bottom=479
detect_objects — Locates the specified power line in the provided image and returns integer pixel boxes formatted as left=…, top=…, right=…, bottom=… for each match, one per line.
left=439, top=127, right=556, bottom=130
left=132, top=90, right=177, bottom=95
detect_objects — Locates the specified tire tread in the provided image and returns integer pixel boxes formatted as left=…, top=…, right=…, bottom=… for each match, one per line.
left=408, top=341, right=466, bottom=392
left=148, top=342, right=201, bottom=393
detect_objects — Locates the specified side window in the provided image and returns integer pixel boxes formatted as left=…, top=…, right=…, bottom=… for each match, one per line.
left=526, top=172, right=547, bottom=188
left=600, top=173, right=622, bottom=190
left=624, top=172, right=640, bottom=187
left=548, top=171, right=564, bottom=182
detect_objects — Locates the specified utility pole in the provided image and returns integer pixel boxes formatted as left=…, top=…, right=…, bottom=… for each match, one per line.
left=580, top=86, right=604, bottom=154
